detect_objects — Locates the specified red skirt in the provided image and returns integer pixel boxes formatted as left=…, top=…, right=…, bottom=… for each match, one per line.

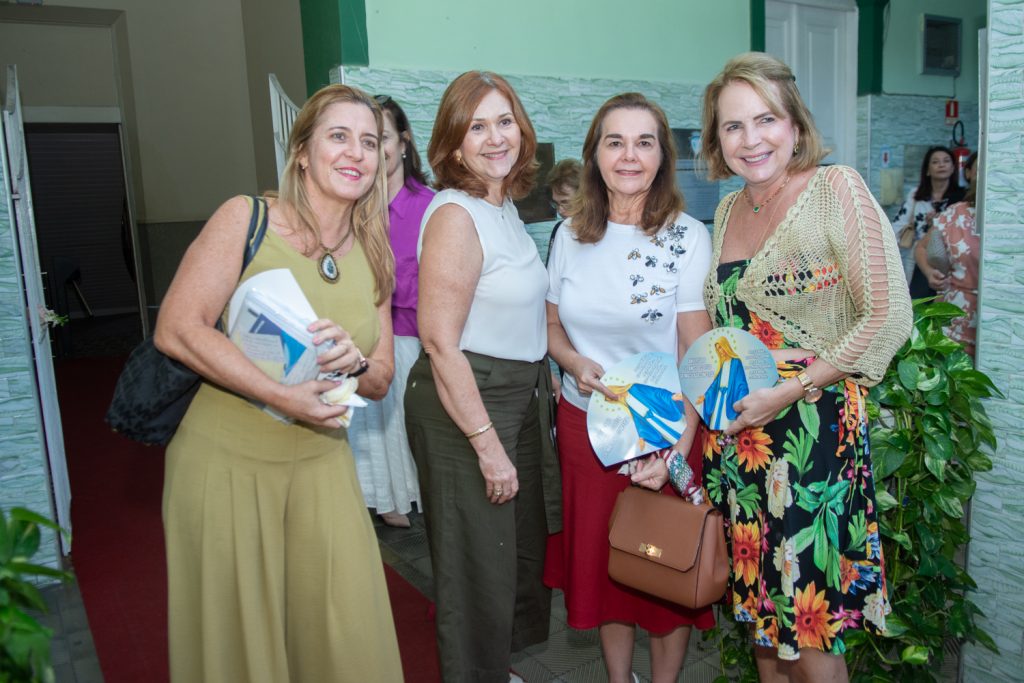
left=543, top=401, right=714, bottom=633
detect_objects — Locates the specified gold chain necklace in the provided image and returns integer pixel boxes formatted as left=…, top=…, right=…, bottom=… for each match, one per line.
left=316, top=230, right=349, bottom=284
left=744, top=175, right=791, bottom=214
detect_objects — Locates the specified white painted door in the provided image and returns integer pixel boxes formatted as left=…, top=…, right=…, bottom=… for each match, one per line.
left=766, top=0, right=858, bottom=166
left=1, top=65, right=71, bottom=552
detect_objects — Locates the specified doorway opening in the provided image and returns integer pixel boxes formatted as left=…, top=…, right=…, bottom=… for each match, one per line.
left=24, top=122, right=142, bottom=358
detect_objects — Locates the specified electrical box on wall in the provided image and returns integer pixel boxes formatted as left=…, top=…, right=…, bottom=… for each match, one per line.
left=922, top=14, right=962, bottom=77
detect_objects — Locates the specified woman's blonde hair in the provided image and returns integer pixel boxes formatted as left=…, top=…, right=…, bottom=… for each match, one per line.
left=276, top=84, right=394, bottom=305
left=700, top=52, right=827, bottom=181
left=572, top=92, right=683, bottom=244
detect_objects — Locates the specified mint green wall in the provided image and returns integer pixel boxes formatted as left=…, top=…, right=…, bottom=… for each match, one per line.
left=364, top=0, right=750, bottom=82
left=882, top=0, right=986, bottom=101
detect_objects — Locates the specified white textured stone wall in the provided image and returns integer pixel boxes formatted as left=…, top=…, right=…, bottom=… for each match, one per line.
left=856, top=93, right=979, bottom=214
left=342, top=67, right=740, bottom=259
left=963, top=1, right=1024, bottom=680
left=0, top=129, right=58, bottom=570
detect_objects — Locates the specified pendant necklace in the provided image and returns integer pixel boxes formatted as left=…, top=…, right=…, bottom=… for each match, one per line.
left=316, top=230, right=349, bottom=284
left=745, top=175, right=791, bottom=214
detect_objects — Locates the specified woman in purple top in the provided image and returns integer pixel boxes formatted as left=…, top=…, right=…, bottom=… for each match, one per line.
left=349, top=95, right=434, bottom=527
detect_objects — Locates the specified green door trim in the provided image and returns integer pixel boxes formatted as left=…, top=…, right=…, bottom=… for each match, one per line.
left=299, top=0, right=368, bottom=96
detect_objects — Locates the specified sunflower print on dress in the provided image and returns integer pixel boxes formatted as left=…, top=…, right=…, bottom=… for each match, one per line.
left=703, top=259, right=890, bottom=661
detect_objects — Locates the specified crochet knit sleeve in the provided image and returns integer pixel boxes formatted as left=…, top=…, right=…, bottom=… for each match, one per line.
left=820, top=166, right=912, bottom=385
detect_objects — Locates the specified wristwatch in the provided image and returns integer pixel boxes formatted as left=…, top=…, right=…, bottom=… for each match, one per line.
left=796, top=371, right=822, bottom=404
left=350, top=355, right=370, bottom=378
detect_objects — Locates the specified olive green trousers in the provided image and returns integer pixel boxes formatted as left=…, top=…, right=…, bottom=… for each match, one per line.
left=405, top=350, right=561, bottom=683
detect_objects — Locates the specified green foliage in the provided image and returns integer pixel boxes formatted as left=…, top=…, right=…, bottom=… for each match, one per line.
left=707, top=301, right=999, bottom=680
left=0, top=507, right=71, bottom=683
left=702, top=612, right=759, bottom=683
left=848, top=300, right=1000, bottom=680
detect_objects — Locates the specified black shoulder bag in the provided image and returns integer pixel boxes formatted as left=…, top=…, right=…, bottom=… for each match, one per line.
left=105, top=196, right=269, bottom=445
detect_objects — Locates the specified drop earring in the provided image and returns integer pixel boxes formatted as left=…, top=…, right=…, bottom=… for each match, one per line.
left=793, top=141, right=800, bottom=155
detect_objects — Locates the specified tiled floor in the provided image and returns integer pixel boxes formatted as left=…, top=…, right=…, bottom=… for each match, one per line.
left=38, top=579, right=104, bottom=683
left=44, top=508, right=962, bottom=682
left=374, top=511, right=724, bottom=683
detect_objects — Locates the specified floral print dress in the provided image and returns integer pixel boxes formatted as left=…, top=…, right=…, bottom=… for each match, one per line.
left=931, top=203, right=979, bottom=358
left=703, top=260, right=890, bottom=661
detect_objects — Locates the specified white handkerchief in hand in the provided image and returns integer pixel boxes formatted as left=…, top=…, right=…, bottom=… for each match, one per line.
left=319, top=376, right=368, bottom=428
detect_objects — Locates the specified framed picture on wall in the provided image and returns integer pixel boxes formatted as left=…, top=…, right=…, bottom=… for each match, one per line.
left=514, top=142, right=556, bottom=223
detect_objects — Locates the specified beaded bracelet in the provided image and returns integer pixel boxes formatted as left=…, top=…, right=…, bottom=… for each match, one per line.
left=465, top=421, right=494, bottom=440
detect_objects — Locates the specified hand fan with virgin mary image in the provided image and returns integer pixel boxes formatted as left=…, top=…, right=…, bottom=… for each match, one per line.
left=677, top=327, right=779, bottom=432
left=586, top=352, right=687, bottom=468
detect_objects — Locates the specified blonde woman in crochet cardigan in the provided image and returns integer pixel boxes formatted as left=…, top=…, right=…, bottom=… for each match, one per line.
left=699, top=53, right=912, bottom=683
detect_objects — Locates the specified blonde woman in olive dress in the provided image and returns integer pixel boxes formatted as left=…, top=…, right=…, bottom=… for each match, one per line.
left=155, top=85, right=402, bottom=682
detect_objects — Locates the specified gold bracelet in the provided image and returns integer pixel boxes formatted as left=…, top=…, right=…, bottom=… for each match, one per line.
left=465, top=421, right=494, bottom=440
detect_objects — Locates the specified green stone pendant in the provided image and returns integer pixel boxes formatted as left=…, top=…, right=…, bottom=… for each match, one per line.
left=318, top=252, right=340, bottom=283
left=752, top=205, right=761, bottom=214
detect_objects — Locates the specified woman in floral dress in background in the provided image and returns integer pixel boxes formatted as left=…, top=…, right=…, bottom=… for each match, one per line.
left=698, top=53, right=912, bottom=682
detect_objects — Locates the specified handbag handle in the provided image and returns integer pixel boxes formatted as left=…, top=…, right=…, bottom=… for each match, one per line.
left=214, top=196, right=269, bottom=333
left=242, top=195, right=270, bottom=276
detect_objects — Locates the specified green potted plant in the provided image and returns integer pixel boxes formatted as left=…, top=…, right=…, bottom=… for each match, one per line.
left=0, top=506, right=71, bottom=683
left=847, top=300, right=999, bottom=680
left=705, top=301, right=1000, bottom=682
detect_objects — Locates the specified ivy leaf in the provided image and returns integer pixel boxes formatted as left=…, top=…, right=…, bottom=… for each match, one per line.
left=875, top=489, right=899, bottom=512
left=897, top=360, right=920, bottom=391
left=908, top=324, right=926, bottom=350
left=884, top=613, right=909, bottom=638
left=843, top=628, right=868, bottom=646
left=916, top=300, right=964, bottom=320
left=955, top=369, right=1003, bottom=398
left=900, top=645, right=930, bottom=665
left=965, top=451, right=993, bottom=473
left=924, top=454, right=947, bottom=482
left=917, top=366, right=944, bottom=391
left=933, top=491, right=964, bottom=519
left=872, top=433, right=910, bottom=479
left=918, top=550, right=939, bottom=577
left=923, top=431, right=954, bottom=463
left=885, top=529, right=912, bottom=551
left=973, top=627, right=999, bottom=653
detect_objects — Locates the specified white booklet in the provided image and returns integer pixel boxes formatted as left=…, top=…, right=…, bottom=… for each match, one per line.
left=227, top=269, right=365, bottom=423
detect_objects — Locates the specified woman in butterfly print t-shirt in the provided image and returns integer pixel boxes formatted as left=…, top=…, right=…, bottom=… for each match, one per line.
left=544, top=92, right=714, bottom=683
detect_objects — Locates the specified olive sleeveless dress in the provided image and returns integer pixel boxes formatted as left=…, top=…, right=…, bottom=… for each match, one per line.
left=163, top=228, right=402, bottom=682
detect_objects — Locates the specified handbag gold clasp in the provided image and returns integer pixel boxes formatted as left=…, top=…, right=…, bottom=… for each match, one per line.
left=639, top=542, right=662, bottom=558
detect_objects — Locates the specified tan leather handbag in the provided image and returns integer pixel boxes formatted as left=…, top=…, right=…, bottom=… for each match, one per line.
left=608, top=487, right=729, bottom=609
left=897, top=222, right=917, bottom=249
